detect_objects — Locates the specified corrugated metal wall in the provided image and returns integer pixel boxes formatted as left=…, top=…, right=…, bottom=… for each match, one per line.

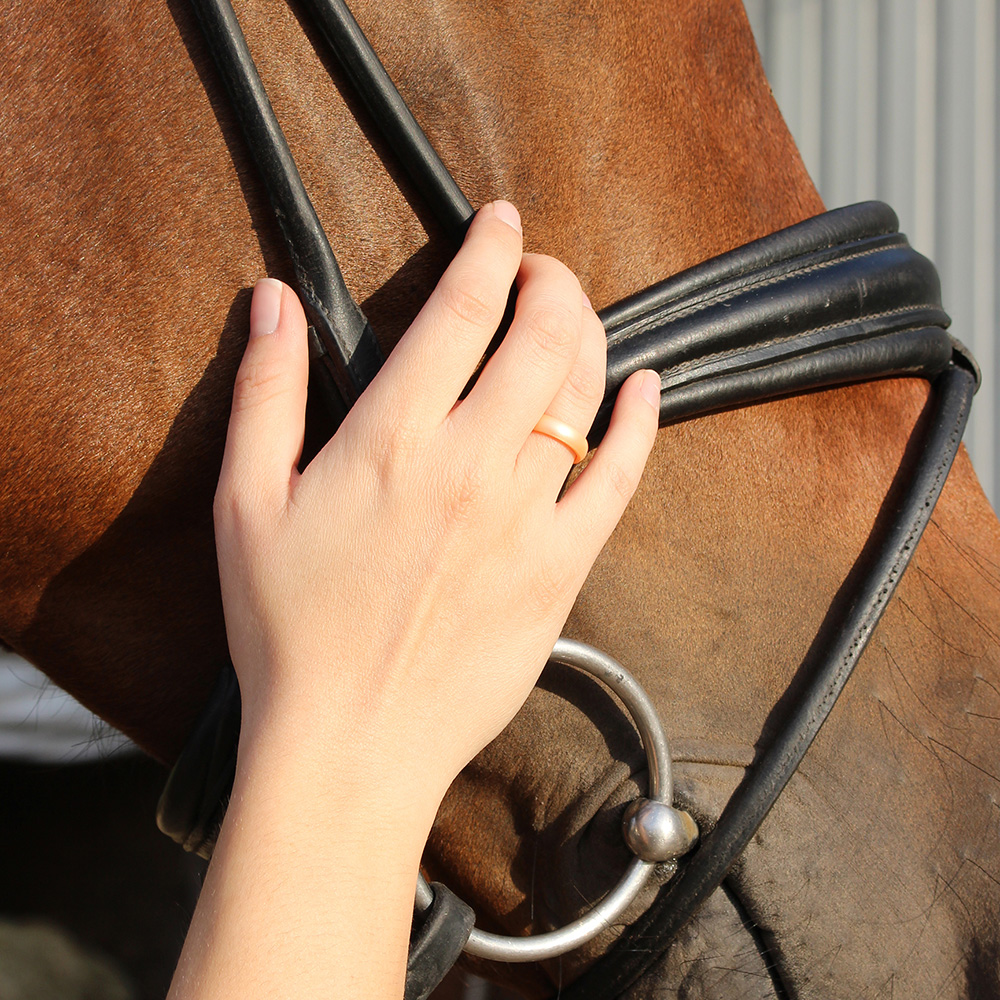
left=745, top=0, right=999, bottom=509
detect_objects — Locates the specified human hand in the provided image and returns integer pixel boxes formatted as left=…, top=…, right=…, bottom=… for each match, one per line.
left=213, top=201, right=661, bottom=804
left=171, top=204, right=660, bottom=1000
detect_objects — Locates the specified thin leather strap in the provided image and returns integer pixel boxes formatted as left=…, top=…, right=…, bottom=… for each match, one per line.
left=562, top=362, right=976, bottom=1000
left=299, top=0, right=474, bottom=243
left=189, top=0, right=384, bottom=418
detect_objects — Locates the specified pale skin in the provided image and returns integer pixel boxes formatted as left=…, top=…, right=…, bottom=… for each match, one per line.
left=167, top=201, right=661, bottom=999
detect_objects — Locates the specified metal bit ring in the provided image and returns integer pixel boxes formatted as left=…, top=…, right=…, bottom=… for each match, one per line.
left=415, top=637, right=697, bottom=963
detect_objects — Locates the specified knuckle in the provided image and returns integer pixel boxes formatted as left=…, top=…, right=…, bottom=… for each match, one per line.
left=604, top=458, right=639, bottom=503
left=231, top=358, right=290, bottom=414
left=585, top=310, right=608, bottom=363
left=562, top=359, right=604, bottom=407
left=212, top=486, right=231, bottom=528
left=527, top=556, right=574, bottom=614
left=523, top=303, right=579, bottom=363
left=369, top=414, right=427, bottom=485
left=438, top=280, right=498, bottom=331
left=213, top=480, right=258, bottom=538
left=441, top=461, right=488, bottom=526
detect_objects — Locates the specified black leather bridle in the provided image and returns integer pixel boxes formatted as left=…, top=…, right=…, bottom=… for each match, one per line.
left=157, top=2, right=981, bottom=998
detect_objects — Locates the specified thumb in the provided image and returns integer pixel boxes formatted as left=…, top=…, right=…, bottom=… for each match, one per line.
left=217, top=279, right=309, bottom=510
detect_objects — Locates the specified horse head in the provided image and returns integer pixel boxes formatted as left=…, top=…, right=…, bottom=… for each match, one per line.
left=2, top=2, right=999, bottom=997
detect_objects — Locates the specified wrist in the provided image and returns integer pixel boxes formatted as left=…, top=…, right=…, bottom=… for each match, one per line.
left=234, top=690, right=451, bottom=846
left=170, top=702, right=437, bottom=1000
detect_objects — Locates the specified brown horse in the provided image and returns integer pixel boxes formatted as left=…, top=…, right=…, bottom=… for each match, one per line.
left=2, top=1, right=999, bottom=997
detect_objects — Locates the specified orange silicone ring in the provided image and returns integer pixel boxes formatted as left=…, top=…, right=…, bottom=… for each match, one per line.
left=532, top=413, right=589, bottom=464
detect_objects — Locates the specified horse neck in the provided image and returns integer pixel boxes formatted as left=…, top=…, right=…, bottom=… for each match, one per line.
left=6, top=1, right=1000, bottom=992
left=0, top=0, right=821, bottom=758
left=342, top=0, right=825, bottom=316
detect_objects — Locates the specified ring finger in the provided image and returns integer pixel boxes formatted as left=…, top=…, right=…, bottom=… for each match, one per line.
left=454, top=253, right=585, bottom=459
left=516, top=300, right=605, bottom=485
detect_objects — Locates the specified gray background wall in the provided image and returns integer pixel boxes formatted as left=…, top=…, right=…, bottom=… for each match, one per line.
left=745, top=0, right=999, bottom=510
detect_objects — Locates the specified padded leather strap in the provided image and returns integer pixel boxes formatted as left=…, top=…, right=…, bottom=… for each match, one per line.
left=593, top=202, right=978, bottom=438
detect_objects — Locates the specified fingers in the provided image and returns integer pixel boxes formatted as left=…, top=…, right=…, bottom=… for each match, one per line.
left=217, top=279, right=309, bottom=511
left=516, top=300, right=606, bottom=480
left=455, top=253, right=586, bottom=457
left=370, top=201, right=523, bottom=421
left=556, top=370, right=661, bottom=553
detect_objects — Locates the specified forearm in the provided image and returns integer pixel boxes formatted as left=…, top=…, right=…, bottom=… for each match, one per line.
left=168, top=709, right=441, bottom=1000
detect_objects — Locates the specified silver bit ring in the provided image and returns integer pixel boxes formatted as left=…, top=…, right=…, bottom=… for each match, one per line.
left=415, top=637, right=697, bottom=963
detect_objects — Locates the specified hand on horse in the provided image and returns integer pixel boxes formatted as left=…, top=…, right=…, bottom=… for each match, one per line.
left=214, top=200, right=661, bottom=805
left=169, top=202, right=659, bottom=1000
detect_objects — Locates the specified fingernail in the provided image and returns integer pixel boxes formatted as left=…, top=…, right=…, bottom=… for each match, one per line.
left=582, top=291, right=593, bottom=310
left=251, top=278, right=283, bottom=336
left=640, top=370, right=661, bottom=408
left=491, top=200, right=522, bottom=234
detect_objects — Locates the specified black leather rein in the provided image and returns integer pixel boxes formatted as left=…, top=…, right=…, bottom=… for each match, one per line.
left=158, top=2, right=980, bottom=998
left=561, top=203, right=979, bottom=1000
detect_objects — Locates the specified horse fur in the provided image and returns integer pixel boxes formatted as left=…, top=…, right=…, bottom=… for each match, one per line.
left=2, top=1, right=999, bottom=997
